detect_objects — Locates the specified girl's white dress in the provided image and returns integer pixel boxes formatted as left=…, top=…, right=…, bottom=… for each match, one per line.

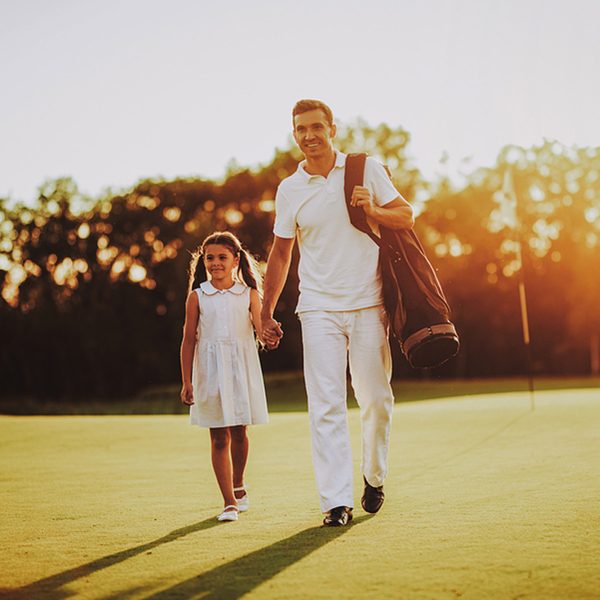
left=190, top=280, right=268, bottom=428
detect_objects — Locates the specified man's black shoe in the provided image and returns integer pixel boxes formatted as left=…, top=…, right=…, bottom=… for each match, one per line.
left=361, top=476, right=384, bottom=513
left=323, top=506, right=353, bottom=526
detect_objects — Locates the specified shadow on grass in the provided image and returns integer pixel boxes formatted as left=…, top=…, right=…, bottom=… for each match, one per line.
left=140, top=514, right=373, bottom=600
left=1, top=515, right=373, bottom=599
left=0, top=518, right=220, bottom=599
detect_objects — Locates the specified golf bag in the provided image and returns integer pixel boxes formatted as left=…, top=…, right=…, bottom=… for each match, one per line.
left=344, top=153, right=459, bottom=369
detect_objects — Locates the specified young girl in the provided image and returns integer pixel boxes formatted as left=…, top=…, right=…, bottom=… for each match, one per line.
left=180, top=231, right=268, bottom=522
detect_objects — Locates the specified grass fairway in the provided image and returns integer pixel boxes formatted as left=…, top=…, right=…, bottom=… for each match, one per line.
left=1, top=388, right=599, bottom=599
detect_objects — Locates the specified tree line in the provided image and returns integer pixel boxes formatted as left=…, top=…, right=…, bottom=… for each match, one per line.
left=1, top=123, right=599, bottom=400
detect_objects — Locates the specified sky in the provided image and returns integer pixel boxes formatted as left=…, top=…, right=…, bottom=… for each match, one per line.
left=1, top=0, right=599, bottom=203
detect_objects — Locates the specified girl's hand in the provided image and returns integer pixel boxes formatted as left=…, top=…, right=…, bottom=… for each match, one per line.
left=180, top=383, right=194, bottom=405
left=262, top=317, right=283, bottom=349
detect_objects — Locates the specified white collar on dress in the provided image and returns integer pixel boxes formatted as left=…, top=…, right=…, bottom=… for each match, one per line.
left=199, top=281, right=247, bottom=295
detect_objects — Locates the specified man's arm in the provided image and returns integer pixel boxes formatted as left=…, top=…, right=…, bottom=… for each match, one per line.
left=351, top=187, right=415, bottom=230
left=261, top=235, right=295, bottom=348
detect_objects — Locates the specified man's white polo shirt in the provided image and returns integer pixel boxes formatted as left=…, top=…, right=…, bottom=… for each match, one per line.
left=273, top=151, right=401, bottom=313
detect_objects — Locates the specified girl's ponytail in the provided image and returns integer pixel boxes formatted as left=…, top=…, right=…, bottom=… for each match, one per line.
left=238, top=249, right=263, bottom=296
left=187, top=250, right=207, bottom=295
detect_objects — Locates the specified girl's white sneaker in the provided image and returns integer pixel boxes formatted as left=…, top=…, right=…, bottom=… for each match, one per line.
left=217, top=505, right=239, bottom=522
left=234, top=486, right=249, bottom=512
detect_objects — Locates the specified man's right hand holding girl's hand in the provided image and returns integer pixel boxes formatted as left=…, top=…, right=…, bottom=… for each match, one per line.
left=180, top=382, right=194, bottom=405
left=261, top=315, right=284, bottom=350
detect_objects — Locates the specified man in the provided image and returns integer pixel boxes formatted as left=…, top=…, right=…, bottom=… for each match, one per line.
left=261, top=99, right=414, bottom=526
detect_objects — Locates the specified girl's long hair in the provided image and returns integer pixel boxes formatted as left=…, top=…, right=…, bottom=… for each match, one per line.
left=187, top=231, right=263, bottom=296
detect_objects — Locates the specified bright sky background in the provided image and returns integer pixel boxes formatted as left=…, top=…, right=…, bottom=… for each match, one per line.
left=1, top=0, right=599, bottom=203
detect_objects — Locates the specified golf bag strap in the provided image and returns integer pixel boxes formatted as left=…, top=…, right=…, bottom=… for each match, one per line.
left=344, top=153, right=403, bottom=259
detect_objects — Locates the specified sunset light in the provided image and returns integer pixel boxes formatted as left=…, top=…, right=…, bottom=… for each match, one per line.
left=1, top=2, right=600, bottom=597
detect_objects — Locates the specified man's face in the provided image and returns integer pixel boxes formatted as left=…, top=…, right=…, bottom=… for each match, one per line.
left=293, top=109, right=336, bottom=159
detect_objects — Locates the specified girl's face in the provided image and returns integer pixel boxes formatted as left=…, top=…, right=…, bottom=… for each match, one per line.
left=203, top=244, right=239, bottom=284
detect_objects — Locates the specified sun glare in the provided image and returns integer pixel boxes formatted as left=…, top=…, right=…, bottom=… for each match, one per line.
left=128, top=263, right=147, bottom=283
left=258, top=200, right=275, bottom=212
left=97, top=246, right=119, bottom=266
left=224, top=208, right=244, bottom=225
left=163, top=206, right=181, bottom=222
left=77, top=223, right=90, bottom=239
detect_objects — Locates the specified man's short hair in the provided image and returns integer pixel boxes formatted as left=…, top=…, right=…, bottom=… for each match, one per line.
left=292, top=99, right=334, bottom=127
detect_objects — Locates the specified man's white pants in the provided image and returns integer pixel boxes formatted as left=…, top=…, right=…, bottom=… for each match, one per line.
left=299, top=306, right=394, bottom=513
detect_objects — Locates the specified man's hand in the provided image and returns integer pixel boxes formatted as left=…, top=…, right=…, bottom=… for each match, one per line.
left=261, top=315, right=284, bottom=350
left=352, top=186, right=415, bottom=230
left=351, top=185, right=376, bottom=218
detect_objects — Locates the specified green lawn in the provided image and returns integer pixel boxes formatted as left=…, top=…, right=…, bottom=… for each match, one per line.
left=1, top=387, right=599, bottom=598
left=3, top=375, right=599, bottom=415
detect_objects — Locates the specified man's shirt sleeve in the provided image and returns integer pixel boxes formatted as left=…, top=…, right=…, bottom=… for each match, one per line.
left=365, top=157, right=405, bottom=207
left=273, top=186, right=296, bottom=239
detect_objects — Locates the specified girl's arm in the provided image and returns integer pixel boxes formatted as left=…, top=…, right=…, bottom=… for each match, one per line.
left=180, top=292, right=200, bottom=405
left=249, top=288, right=265, bottom=346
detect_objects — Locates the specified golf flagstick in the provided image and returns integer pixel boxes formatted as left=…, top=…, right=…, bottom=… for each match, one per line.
left=502, top=168, right=535, bottom=411
left=516, top=244, right=535, bottom=411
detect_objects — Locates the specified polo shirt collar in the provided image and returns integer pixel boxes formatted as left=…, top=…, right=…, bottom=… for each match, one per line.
left=200, top=281, right=247, bottom=295
left=297, top=151, right=347, bottom=180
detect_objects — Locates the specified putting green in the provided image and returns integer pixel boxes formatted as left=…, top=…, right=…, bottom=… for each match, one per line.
left=1, top=389, right=599, bottom=598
